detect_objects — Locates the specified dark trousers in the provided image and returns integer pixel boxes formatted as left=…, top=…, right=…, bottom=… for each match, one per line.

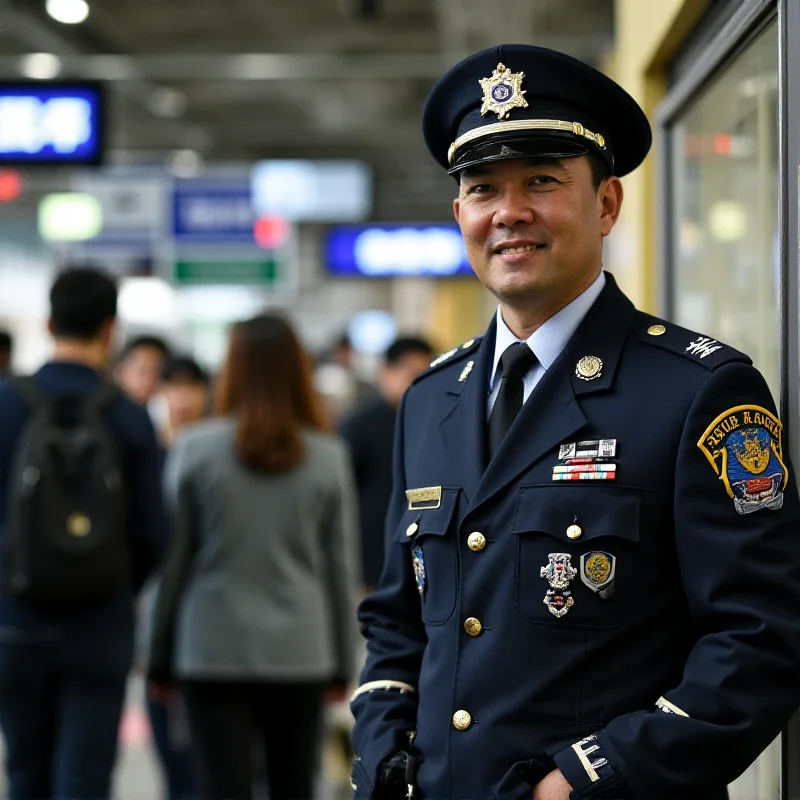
left=0, top=632, right=131, bottom=800
left=181, top=679, right=325, bottom=800
left=146, top=694, right=197, bottom=800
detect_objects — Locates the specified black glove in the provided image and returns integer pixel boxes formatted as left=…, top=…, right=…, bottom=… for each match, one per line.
left=376, top=751, right=409, bottom=799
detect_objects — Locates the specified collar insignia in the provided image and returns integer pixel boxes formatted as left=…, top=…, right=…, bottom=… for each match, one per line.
left=479, top=63, right=529, bottom=120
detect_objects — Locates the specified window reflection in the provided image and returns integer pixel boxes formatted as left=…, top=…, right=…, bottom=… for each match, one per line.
left=670, top=22, right=779, bottom=401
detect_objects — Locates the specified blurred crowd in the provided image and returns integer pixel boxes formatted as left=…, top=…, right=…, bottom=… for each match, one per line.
left=0, top=266, right=435, bottom=800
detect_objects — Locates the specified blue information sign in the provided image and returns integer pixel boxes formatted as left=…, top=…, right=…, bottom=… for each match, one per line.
left=172, top=184, right=256, bottom=243
left=326, top=224, right=473, bottom=277
left=0, top=82, right=104, bottom=164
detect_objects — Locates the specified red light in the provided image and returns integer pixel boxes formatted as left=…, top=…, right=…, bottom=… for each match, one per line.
left=714, top=135, right=732, bottom=155
left=254, top=216, right=290, bottom=249
left=0, top=169, right=23, bottom=203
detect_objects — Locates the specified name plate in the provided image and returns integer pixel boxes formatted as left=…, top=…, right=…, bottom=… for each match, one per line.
left=405, top=486, right=442, bottom=510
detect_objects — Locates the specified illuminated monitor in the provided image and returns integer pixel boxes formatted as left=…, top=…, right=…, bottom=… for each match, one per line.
left=0, top=82, right=105, bottom=165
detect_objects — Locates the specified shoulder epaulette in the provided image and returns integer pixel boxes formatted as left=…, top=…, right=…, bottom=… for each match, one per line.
left=636, top=314, right=751, bottom=371
left=412, top=336, right=483, bottom=385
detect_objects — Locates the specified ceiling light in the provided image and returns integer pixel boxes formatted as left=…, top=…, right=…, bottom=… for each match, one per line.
left=19, top=53, right=62, bottom=80
left=148, top=87, right=188, bottom=119
left=167, top=149, right=203, bottom=179
left=46, top=0, right=89, bottom=24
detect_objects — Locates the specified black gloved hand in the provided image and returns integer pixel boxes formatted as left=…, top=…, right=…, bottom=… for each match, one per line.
left=376, top=751, right=409, bottom=799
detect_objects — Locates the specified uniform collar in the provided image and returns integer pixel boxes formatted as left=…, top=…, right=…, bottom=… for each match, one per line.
left=489, top=270, right=606, bottom=390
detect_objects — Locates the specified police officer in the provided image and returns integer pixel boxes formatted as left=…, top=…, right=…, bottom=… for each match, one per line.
left=350, top=44, right=800, bottom=800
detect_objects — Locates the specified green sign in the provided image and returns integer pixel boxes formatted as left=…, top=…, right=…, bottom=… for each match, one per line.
left=174, top=258, right=278, bottom=285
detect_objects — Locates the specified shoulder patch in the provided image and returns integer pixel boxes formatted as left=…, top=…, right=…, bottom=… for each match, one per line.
left=636, top=315, right=751, bottom=371
left=412, top=336, right=483, bottom=385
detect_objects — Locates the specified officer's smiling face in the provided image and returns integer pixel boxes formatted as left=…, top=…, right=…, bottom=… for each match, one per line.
left=453, top=156, right=623, bottom=319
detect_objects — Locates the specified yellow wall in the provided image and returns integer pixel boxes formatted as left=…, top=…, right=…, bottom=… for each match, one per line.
left=610, top=0, right=711, bottom=311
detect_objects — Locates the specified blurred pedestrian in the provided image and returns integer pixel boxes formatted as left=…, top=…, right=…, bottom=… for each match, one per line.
left=315, top=331, right=377, bottom=424
left=0, top=330, right=12, bottom=377
left=0, top=267, right=168, bottom=800
left=158, top=356, right=211, bottom=447
left=149, top=314, right=360, bottom=800
left=339, top=336, right=434, bottom=592
left=142, top=355, right=211, bottom=800
left=115, top=334, right=171, bottom=407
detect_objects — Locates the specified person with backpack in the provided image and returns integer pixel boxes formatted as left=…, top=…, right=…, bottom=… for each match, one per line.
left=0, top=266, right=168, bottom=800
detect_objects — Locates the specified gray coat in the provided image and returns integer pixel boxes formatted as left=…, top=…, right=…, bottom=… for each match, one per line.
left=151, top=417, right=361, bottom=683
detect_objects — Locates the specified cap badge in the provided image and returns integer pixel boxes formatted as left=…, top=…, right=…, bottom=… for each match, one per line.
left=480, top=63, right=529, bottom=120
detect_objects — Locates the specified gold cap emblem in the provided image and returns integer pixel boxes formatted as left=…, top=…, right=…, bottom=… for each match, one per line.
left=575, top=355, right=603, bottom=381
left=480, top=63, right=529, bottom=120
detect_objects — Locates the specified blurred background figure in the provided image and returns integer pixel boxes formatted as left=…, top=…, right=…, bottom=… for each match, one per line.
left=0, top=331, right=12, bottom=378
left=149, top=314, right=360, bottom=800
left=115, top=335, right=172, bottom=408
left=158, top=356, right=211, bottom=446
left=139, top=354, right=212, bottom=800
left=339, top=336, right=434, bottom=593
left=314, top=331, right=377, bottom=425
left=0, top=268, right=167, bottom=800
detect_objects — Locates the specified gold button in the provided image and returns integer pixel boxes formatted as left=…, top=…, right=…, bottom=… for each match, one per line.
left=464, top=617, right=483, bottom=637
left=566, top=524, right=583, bottom=540
left=406, top=522, right=419, bottom=537
left=648, top=324, right=666, bottom=336
left=67, top=513, right=91, bottom=538
left=452, top=710, right=472, bottom=730
left=462, top=339, right=475, bottom=349
left=467, top=532, right=486, bottom=552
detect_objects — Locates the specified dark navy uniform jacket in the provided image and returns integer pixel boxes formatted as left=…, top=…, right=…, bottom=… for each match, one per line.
left=351, top=274, right=800, bottom=800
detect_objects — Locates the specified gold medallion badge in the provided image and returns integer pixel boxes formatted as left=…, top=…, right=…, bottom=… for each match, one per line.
left=479, top=63, right=529, bottom=120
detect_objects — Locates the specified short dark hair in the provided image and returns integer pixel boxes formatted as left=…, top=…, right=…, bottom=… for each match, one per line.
left=0, top=330, right=12, bottom=352
left=385, top=336, right=435, bottom=366
left=50, top=267, right=117, bottom=340
left=118, top=335, right=171, bottom=364
left=163, top=355, right=209, bottom=385
left=588, top=152, right=613, bottom=191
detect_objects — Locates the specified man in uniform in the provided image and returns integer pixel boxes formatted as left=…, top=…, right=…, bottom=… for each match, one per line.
left=350, top=44, right=800, bottom=800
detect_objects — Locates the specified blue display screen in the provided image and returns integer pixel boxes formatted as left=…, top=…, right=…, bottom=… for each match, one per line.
left=0, top=83, right=104, bottom=164
left=326, top=224, right=474, bottom=278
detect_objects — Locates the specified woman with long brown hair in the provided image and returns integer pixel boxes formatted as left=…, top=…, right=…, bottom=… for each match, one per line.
left=149, top=315, right=360, bottom=800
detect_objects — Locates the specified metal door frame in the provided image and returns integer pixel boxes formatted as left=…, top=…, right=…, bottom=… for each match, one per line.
left=655, top=0, right=800, bottom=796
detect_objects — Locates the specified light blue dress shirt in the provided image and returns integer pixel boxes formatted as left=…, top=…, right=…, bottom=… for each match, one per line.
left=487, top=271, right=607, bottom=416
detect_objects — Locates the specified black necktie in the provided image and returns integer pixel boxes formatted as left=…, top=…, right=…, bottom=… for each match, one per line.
left=488, top=342, right=537, bottom=459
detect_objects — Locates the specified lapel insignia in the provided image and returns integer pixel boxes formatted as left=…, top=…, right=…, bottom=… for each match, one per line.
left=580, top=551, right=616, bottom=599
left=553, top=439, right=617, bottom=481
left=459, top=361, right=474, bottom=383
left=430, top=348, right=457, bottom=368
left=411, top=544, right=426, bottom=595
left=575, top=355, right=603, bottom=381
left=540, top=553, right=577, bottom=617
left=479, top=62, right=529, bottom=120
left=697, top=405, right=788, bottom=514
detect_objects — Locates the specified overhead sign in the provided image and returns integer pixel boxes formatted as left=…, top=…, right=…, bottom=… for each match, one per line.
left=325, top=224, right=473, bottom=277
left=72, top=174, right=168, bottom=240
left=0, top=82, right=104, bottom=164
left=251, top=160, right=371, bottom=222
left=174, top=257, right=278, bottom=285
left=172, top=183, right=255, bottom=243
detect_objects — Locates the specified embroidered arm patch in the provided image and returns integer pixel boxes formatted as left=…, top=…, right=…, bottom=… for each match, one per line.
left=697, top=405, right=788, bottom=515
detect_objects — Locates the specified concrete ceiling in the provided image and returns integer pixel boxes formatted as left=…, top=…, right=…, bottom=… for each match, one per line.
left=0, top=0, right=615, bottom=219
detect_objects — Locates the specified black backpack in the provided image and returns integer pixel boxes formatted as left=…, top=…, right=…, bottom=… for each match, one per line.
left=4, top=377, right=130, bottom=612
